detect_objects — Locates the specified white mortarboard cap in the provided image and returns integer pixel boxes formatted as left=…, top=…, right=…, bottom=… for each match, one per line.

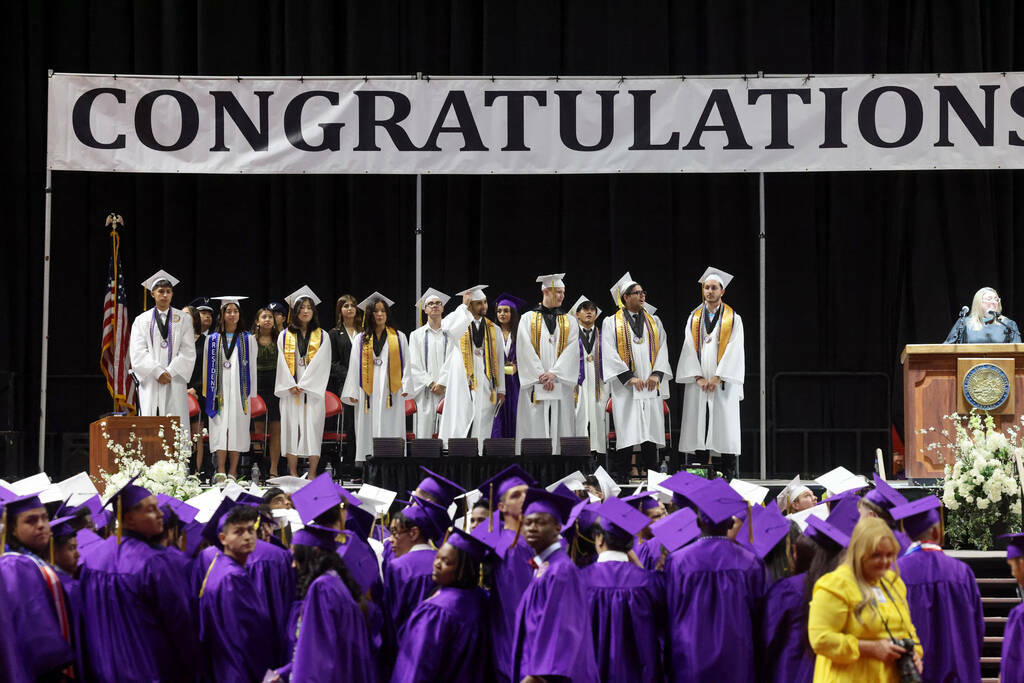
left=221, top=481, right=246, bottom=501
left=610, top=272, right=639, bottom=308
left=788, top=502, right=829, bottom=531
left=285, top=285, right=322, bottom=308
left=729, top=478, right=770, bottom=506
left=54, top=472, right=100, bottom=508
left=271, top=508, right=302, bottom=529
left=185, top=487, right=226, bottom=524
left=212, top=296, right=249, bottom=308
left=776, top=476, right=813, bottom=510
left=546, top=471, right=587, bottom=493
left=357, top=292, right=396, bottom=310
left=593, top=465, right=621, bottom=500
left=447, top=488, right=484, bottom=520
left=267, top=474, right=311, bottom=495
left=536, top=273, right=566, bottom=290
left=142, top=270, right=180, bottom=292
left=698, top=266, right=734, bottom=290
left=646, top=471, right=674, bottom=504
left=814, top=467, right=868, bottom=497
left=356, top=483, right=398, bottom=515
left=455, top=285, right=489, bottom=303
left=248, top=482, right=263, bottom=497
left=7, top=472, right=51, bottom=496
left=415, top=287, right=451, bottom=308
left=38, top=485, right=66, bottom=505
left=642, top=302, right=658, bottom=316
left=568, top=296, right=602, bottom=318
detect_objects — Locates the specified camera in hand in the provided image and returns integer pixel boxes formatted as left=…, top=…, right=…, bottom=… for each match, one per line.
left=891, top=637, right=921, bottom=683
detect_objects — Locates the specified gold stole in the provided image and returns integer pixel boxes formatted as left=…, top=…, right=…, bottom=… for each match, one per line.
left=360, top=328, right=403, bottom=411
left=690, top=303, right=733, bottom=363
left=529, top=312, right=570, bottom=404
left=283, top=329, right=323, bottom=403
left=614, top=309, right=660, bottom=372
left=459, top=319, right=499, bottom=403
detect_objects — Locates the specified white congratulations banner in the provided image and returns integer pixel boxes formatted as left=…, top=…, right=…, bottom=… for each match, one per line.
left=46, top=72, right=1024, bottom=174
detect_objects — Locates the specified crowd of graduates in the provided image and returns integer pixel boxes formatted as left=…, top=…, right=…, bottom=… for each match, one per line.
left=1, top=461, right=1022, bottom=682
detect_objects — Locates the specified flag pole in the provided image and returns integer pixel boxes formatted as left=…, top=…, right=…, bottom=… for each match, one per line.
left=106, top=214, right=123, bottom=412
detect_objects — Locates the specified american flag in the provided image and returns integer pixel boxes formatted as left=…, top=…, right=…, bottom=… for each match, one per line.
left=101, top=247, right=136, bottom=413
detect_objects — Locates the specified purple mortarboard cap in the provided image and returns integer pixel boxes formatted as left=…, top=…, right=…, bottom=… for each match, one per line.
left=1000, top=532, right=1024, bottom=559
left=890, top=496, right=942, bottom=540
left=401, top=497, right=448, bottom=543
left=649, top=508, right=700, bottom=552
left=92, top=509, right=112, bottom=530
left=200, top=498, right=238, bottom=549
left=863, top=473, right=908, bottom=511
left=820, top=490, right=859, bottom=507
left=415, top=467, right=465, bottom=508
left=335, top=484, right=362, bottom=509
left=550, top=483, right=580, bottom=504
left=50, top=513, right=87, bottom=538
left=102, top=474, right=153, bottom=513
left=477, top=465, right=538, bottom=502
left=659, top=470, right=711, bottom=509
left=0, top=485, right=14, bottom=502
left=471, top=512, right=507, bottom=557
left=597, top=497, right=652, bottom=538
left=181, top=520, right=205, bottom=558
left=76, top=494, right=104, bottom=517
left=76, top=527, right=104, bottom=554
left=291, top=523, right=345, bottom=552
left=235, top=491, right=264, bottom=506
left=805, top=515, right=852, bottom=549
left=1, top=492, right=45, bottom=519
left=563, top=500, right=600, bottom=540
left=683, top=478, right=747, bottom=526
left=337, top=536, right=383, bottom=593
left=522, top=487, right=576, bottom=526
left=291, top=472, right=344, bottom=524
left=623, top=492, right=660, bottom=513
left=345, top=505, right=375, bottom=540
left=825, top=495, right=861, bottom=537
left=736, top=505, right=793, bottom=559
left=157, top=494, right=200, bottom=528
left=445, top=526, right=495, bottom=562
left=494, top=293, right=529, bottom=312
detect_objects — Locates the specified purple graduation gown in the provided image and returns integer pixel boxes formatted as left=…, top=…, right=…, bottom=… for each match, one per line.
left=636, top=537, right=667, bottom=571
left=384, top=547, right=437, bottom=636
left=289, top=570, right=377, bottom=682
left=759, top=572, right=814, bottom=682
left=1003, top=602, right=1024, bottom=683
left=896, top=548, right=984, bottom=682
left=581, top=559, right=665, bottom=682
left=199, top=552, right=276, bottom=683
left=247, top=539, right=296, bottom=667
left=0, top=555, right=39, bottom=682
left=511, top=548, right=599, bottom=682
left=491, top=333, right=519, bottom=438
left=475, top=522, right=534, bottom=682
left=390, top=586, right=491, bottom=682
left=79, top=535, right=202, bottom=681
left=664, top=536, right=766, bottom=683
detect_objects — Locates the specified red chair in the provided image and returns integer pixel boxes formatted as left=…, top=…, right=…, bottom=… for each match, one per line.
left=405, top=398, right=418, bottom=441
left=662, top=399, right=672, bottom=449
left=248, top=395, right=269, bottom=455
left=322, top=391, right=346, bottom=450
left=605, top=397, right=615, bottom=451
left=188, top=393, right=201, bottom=418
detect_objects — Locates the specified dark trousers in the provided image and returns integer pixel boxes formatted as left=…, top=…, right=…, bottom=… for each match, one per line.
left=613, top=441, right=659, bottom=480
left=686, top=450, right=738, bottom=481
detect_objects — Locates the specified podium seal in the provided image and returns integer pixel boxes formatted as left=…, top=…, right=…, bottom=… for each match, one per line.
left=963, top=363, right=1011, bottom=410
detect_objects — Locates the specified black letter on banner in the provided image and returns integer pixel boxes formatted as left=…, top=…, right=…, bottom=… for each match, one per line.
left=747, top=88, right=811, bottom=149
left=555, top=90, right=617, bottom=151
left=72, top=88, right=127, bottom=149
left=819, top=88, right=848, bottom=148
left=420, top=91, right=487, bottom=151
left=209, top=91, right=272, bottom=152
left=628, top=90, right=679, bottom=150
left=353, top=91, right=418, bottom=152
left=483, top=91, right=547, bottom=151
left=682, top=90, right=752, bottom=150
left=284, top=91, right=344, bottom=151
left=935, top=84, right=998, bottom=147
left=1009, top=87, right=1024, bottom=146
left=135, top=90, right=199, bottom=151
left=857, top=86, right=922, bottom=148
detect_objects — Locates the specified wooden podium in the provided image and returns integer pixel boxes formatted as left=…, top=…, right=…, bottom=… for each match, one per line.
left=901, top=344, right=1024, bottom=478
left=88, top=416, right=181, bottom=480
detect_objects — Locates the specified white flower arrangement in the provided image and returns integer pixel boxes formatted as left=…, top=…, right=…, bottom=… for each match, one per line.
left=97, top=419, right=204, bottom=502
left=928, top=411, right=1023, bottom=549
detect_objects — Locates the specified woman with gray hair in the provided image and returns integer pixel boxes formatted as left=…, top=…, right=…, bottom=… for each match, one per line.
left=944, top=286, right=1021, bottom=343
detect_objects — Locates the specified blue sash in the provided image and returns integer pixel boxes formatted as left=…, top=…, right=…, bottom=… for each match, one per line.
left=203, top=332, right=251, bottom=418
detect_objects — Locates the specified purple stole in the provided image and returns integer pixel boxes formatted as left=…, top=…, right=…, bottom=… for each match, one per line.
left=204, top=332, right=252, bottom=417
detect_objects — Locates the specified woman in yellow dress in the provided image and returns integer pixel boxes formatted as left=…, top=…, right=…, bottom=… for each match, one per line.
left=808, top=516, right=924, bottom=682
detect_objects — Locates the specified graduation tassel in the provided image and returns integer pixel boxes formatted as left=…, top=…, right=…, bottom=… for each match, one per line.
left=939, top=505, right=945, bottom=545
left=0, top=506, right=6, bottom=557
left=441, top=527, right=452, bottom=547
left=510, top=517, right=522, bottom=548
left=478, top=561, right=485, bottom=588
left=488, top=484, right=495, bottom=534
left=116, top=497, right=123, bottom=546
left=747, top=502, right=754, bottom=544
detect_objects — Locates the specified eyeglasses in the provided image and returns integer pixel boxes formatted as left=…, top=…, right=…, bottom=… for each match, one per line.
left=982, top=295, right=1001, bottom=303
left=425, top=301, right=443, bottom=307
left=626, top=290, right=647, bottom=297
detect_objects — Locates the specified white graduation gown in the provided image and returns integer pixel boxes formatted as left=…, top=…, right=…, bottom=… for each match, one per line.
left=515, top=310, right=580, bottom=454
left=402, top=306, right=473, bottom=439
left=205, top=333, right=258, bottom=452
left=341, top=330, right=409, bottom=461
left=275, top=328, right=332, bottom=458
left=574, top=328, right=609, bottom=453
left=675, top=307, right=745, bottom=455
left=600, top=313, right=673, bottom=450
left=437, top=317, right=506, bottom=452
left=129, top=306, right=196, bottom=438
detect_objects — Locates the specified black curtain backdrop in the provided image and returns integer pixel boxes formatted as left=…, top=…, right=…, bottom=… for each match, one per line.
left=4, top=1, right=1024, bottom=478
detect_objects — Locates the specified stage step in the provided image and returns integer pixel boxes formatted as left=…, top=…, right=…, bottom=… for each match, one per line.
left=977, top=577, right=1017, bottom=585
left=985, top=616, right=1009, bottom=623
left=982, top=597, right=1021, bottom=605
left=983, top=636, right=1003, bottom=644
